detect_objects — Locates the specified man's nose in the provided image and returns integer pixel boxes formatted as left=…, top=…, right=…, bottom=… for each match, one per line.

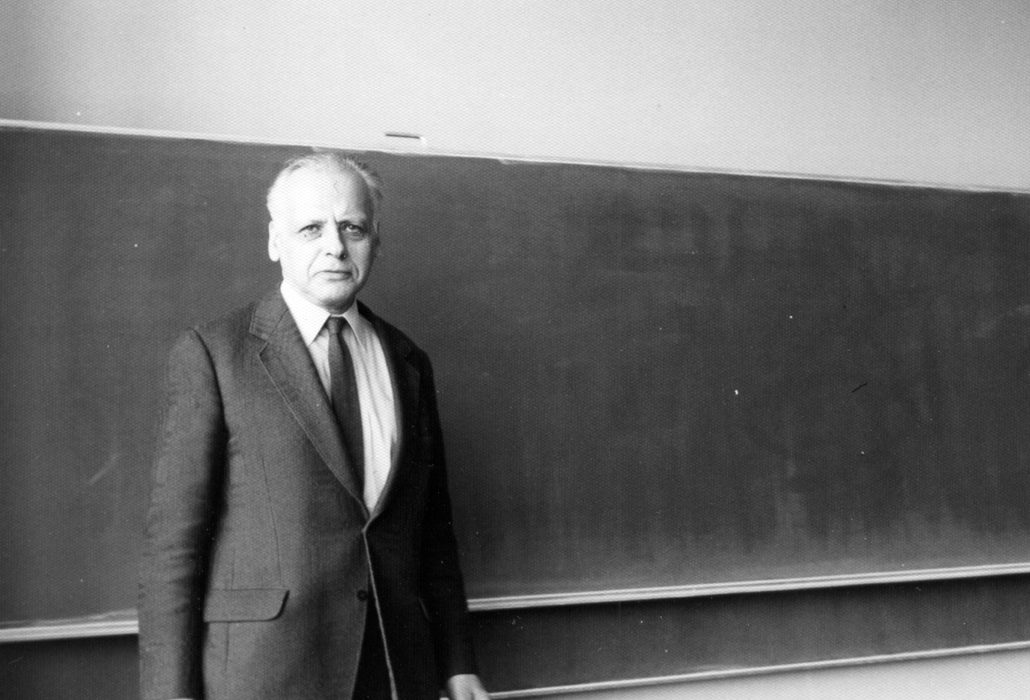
left=323, top=229, right=347, bottom=257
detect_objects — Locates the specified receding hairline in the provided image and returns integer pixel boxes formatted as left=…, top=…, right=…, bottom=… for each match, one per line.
left=266, top=152, right=383, bottom=220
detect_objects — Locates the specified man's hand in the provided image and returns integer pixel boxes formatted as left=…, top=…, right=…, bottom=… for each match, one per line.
left=445, top=673, right=490, bottom=699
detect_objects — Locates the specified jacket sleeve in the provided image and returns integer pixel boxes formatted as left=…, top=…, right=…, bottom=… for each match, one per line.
left=416, top=355, right=479, bottom=682
left=139, top=329, right=226, bottom=700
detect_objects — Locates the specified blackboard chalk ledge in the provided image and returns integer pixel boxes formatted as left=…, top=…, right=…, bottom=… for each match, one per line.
left=0, top=610, right=137, bottom=643
left=4, top=562, right=1030, bottom=643
left=468, top=562, right=1030, bottom=611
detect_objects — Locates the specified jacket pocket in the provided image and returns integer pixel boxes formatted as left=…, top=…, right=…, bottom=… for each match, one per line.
left=202, top=588, right=289, bottom=622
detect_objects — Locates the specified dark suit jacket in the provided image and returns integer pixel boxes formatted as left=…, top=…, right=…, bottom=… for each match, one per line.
left=139, top=290, right=476, bottom=699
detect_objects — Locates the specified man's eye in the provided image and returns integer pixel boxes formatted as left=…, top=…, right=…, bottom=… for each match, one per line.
left=298, top=224, right=320, bottom=238
left=342, top=223, right=368, bottom=238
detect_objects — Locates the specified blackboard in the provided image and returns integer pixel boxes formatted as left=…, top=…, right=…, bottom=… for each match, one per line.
left=2, top=126, right=1030, bottom=622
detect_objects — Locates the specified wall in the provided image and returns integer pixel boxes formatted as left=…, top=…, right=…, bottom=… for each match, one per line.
left=552, top=647, right=1030, bottom=699
left=3, top=637, right=1029, bottom=698
left=1, top=1, right=1028, bottom=190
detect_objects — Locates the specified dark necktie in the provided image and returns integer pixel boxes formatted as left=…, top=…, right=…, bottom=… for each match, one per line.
left=326, top=316, right=364, bottom=488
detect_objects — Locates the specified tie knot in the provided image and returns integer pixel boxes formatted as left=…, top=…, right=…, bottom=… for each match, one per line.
left=326, top=316, right=347, bottom=337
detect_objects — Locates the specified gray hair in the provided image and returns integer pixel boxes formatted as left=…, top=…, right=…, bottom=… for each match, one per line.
left=266, top=152, right=384, bottom=221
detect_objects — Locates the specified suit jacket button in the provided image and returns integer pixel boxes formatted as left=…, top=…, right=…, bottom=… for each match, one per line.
left=357, top=589, right=369, bottom=602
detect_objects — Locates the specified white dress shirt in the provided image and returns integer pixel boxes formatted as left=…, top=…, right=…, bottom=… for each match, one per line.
left=280, top=281, right=398, bottom=511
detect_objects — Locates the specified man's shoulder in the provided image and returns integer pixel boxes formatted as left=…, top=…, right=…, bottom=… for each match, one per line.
left=190, top=300, right=261, bottom=341
left=177, top=291, right=282, bottom=348
left=358, top=303, right=431, bottom=363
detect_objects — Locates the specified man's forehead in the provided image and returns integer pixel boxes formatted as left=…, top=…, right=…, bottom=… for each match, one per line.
left=285, top=166, right=364, bottom=193
left=280, top=167, right=372, bottom=209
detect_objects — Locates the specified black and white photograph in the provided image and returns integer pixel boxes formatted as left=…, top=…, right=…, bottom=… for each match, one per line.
left=2, top=2, right=1029, bottom=698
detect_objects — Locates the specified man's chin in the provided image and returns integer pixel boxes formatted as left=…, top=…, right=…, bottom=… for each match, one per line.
left=314, top=287, right=360, bottom=313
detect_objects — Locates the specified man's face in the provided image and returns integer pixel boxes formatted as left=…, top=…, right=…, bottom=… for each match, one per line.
left=268, top=167, right=378, bottom=314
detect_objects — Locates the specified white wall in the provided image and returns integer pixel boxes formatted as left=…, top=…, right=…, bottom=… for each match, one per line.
left=540, top=648, right=1030, bottom=699
left=2, top=1, right=1028, bottom=190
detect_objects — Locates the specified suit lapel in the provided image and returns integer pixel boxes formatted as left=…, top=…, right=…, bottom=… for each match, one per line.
left=362, top=303, right=421, bottom=521
left=252, top=291, right=367, bottom=512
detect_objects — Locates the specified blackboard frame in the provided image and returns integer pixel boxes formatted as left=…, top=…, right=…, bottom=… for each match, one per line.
left=2, top=122, right=1030, bottom=627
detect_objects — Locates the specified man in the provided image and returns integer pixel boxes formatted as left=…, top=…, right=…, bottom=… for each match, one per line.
left=139, top=152, right=489, bottom=700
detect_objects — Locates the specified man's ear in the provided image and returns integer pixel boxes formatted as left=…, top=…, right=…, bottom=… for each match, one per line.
left=268, top=221, right=280, bottom=262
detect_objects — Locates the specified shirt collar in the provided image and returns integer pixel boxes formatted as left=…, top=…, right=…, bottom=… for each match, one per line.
left=280, top=281, right=364, bottom=346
